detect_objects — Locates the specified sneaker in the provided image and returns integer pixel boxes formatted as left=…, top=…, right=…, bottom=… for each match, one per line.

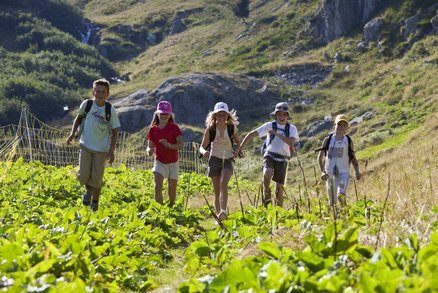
left=262, top=197, right=272, bottom=207
left=91, top=201, right=99, bottom=212
left=217, top=210, right=227, bottom=221
left=338, top=193, right=346, bottom=207
left=82, top=193, right=91, bottom=206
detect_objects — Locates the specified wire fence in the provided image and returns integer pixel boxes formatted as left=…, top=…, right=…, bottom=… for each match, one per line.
left=0, top=108, right=253, bottom=175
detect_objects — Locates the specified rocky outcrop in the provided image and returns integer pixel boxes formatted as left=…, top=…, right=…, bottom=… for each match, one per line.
left=112, top=73, right=282, bottom=134
left=364, top=18, right=384, bottom=42
left=304, top=0, right=385, bottom=44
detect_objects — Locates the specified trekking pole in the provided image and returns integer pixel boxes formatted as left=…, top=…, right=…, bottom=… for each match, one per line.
left=232, top=161, right=245, bottom=221
left=376, top=172, right=391, bottom=249
left=331, top=165, right=338, bottom=259
left=200, top=192, right=228, bottom=231
left=244, top=190, right=254, bottom=207
left=295, top=149, right=311, bottom=213
left=184, top=171, right=192, bottom=210
left=313, top=165, right=322, bottom=218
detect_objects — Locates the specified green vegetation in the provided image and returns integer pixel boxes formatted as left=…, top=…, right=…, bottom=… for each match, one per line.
left=0, top=5, right=116, bottom=124
left=0, top=158, right=437, bottom=291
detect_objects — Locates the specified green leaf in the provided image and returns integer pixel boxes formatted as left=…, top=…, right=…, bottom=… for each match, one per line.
left=257, top=242, right=281, bottom=259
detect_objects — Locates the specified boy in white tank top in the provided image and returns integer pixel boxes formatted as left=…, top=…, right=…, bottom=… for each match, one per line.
left=317, top=114, right=361, bottom=207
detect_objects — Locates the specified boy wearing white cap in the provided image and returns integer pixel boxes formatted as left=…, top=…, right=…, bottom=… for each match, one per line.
left=239, top=102, right=299, bottom=207
left=317, top=114, right=361, bottom=206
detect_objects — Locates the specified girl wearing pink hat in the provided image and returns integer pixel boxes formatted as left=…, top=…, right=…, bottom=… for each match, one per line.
left=147, top=100, right=184, bottom=207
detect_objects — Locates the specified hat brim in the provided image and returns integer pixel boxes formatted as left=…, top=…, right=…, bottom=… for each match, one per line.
left=156, top=110, right=174, bottom=115
left=335, top=119, right=349, bottom=125
left=213, top=109, right=229, bottom=114
left=270, top=110, right=290, bottom=117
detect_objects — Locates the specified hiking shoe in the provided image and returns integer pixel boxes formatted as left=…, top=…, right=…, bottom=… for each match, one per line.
left=338, top=193, right=346, bottom=207
left=91, top=201, right=99, bottom=212
left=82, top=193, right=91, bottom=206
left=217, top=210, right=227, bottom=221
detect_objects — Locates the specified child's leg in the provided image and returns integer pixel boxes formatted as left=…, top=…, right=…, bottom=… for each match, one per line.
left=168, top=179, right=178, bottom=207
left=336, top=173, right=350, bottom=206
left=153, top=172, right=165, bottom=204
left=210, top=176, right=221, bottom=214
left=167, top=161, right=180, bottom=207
left=220, top=168, right=233, bottom=212
left=263, top=167, right=273, bottom=205
left=326, top=175, right=336, bottom=206
left=77, top=146, right=92, bottom=187
left=275, top=184, right=284, bottom=207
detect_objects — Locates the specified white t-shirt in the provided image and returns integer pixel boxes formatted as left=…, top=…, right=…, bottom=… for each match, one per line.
left=325, top=135, right=350, bottom=175
left=256, top=121, right=299, bottom=157
left=78, top=100, right=121, bottom=152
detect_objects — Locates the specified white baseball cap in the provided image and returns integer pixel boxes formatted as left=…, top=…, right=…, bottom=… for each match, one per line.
left=213, top=102, right=229, bottom=114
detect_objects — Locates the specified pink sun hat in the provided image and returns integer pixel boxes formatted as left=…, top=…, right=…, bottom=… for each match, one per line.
left=156, top=100, right=174, bottom=115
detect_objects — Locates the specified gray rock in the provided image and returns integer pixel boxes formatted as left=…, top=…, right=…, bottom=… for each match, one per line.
left=147, top=33, right=158, bottom=45
left=300, top=119, right=333, bottom=137
left=403, top=15, right=419, bottom=40
left=364, top=18, right=384, bottom=42
left=432, top=14, right=438, bottom=35
left=116, top=105, right=153, bottom=133
left=170, top=18, right=186, bottom=35
left=303, top=0, right=384, bottom=44
left=357, top=41, right=367, bottom=52
left=112, top=73, right=281, bottom=133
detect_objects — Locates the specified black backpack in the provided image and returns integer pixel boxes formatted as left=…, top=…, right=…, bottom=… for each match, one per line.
left=198, top=124, right=237, bottom=158
left=84, top=99, right=112, bottom=121
left=316, top=133, right=355, bottom=163
left=261, top=121, right=292, bottom=157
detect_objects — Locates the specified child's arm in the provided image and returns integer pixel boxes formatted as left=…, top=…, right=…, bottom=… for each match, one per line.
left=350, top=140, right=361, bottom=180
left=146, top=140, right=155, bottom=156
left=199, top=128, right=211, bottom=158
left=66, top=114, right=83, bottom=144
left=270, top=129, right=296, bottom=147
left=238, top=129, right=258, bottom=152
left=317, top=137, right=329, bottom=181
left=165, top=135, right=183, bottom=150
left=107, top=128, right=118, bottom=164
left=233, top=131, right=242, bottom=158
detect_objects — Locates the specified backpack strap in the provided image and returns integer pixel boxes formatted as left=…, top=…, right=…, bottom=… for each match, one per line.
left=83, top=100, right=112, bottom=122
left=209, top=127, right=216, bottom=143
left=314, top=133, right=333, bottom=154
left=84, top=99, right=93, bottom=117
left=346, top=134, right=355, bottom=163
left=105, top=101, right=112, bottom=122
left=227, top=124, right=235, bottom=144
left=267, top=121, right=277, bottom=146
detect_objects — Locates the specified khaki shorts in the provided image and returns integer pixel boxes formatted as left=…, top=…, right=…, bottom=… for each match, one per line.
left=153, top=160, right=180, bottom=180
left=208, top=156, right=234, bottom=177
left=77, top=145, right=107, bottom=188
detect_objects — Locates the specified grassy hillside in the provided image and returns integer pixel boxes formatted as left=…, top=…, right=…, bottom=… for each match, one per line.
left=66, top=0, right=438, bottom=161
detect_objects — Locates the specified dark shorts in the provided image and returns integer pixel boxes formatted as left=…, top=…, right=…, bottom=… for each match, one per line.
left=208, top=156, right=234, bottom=177
left=263, top=155, right=288, bottom=185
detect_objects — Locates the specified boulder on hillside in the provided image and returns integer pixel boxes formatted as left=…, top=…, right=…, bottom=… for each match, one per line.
left=303, top=0, right=385, bottom=45
left=112, top=73, right=282, bottom=133
left=364, top=18, right=384, bottom=42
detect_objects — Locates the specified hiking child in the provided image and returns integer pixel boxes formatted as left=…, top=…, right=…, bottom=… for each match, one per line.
left=238, top=102, right=299, bottom=207
left=66, top=78, right=121, bottom=212
left=147, top=100, right=183, bottom=207
left=199, top=102, right=241, bottom=221
left=317, top=114, right=361, bottom=206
